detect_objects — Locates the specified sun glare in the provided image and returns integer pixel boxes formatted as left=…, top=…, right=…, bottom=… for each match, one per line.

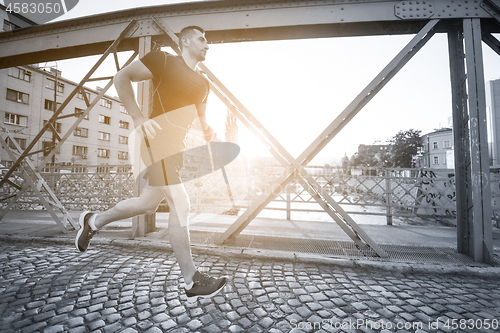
left=238, top=131, right=268, bottom=161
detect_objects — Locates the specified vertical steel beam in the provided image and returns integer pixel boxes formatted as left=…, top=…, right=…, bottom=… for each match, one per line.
left=463, top=19, right=493, bottom=264
left=447, top=22, right=471, bottom=256
left=132, top=36, right=155, bottom=238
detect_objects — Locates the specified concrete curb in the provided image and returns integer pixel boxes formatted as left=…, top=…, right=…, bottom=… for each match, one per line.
left=1, top=234, right=499, bottom=278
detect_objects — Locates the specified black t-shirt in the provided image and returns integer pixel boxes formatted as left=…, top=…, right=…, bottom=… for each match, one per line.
left=140, top=51, right=209, bottom=119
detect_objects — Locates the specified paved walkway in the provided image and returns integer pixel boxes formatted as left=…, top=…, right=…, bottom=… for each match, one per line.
left=1, top=211, right=500, bottom=332
left=1, top=211, right=499, bottom=272
left=1, top=241, right=500, bottom=333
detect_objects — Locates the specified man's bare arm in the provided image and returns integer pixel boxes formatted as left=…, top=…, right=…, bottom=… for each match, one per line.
left=114, top=60, right=160, bottom=138
left=197, top=103, right=215, bottom=141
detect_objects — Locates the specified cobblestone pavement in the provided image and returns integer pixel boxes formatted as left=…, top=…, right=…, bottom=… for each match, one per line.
left=1, top=242, right=499, bottom=333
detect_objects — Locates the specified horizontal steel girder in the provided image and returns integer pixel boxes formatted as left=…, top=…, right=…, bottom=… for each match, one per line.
left=1, top=0, right=499, bottom=68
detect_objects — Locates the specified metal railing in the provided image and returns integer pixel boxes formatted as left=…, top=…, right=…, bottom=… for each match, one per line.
left=0, top=163, right=466, bottom=225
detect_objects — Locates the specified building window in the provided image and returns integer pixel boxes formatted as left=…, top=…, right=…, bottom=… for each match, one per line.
left=46, top=79, right=64, bottom=93
left=97, top=148, right=110, bottom=158
left=76, top=90, right=90, bottom=101
left=75, top=108, right=89, bottom=120
left=97, top=166, right=110, bottom=173
left=444, top=140, right=451, bottom=149
left=99, top=115, right=111, bottom=125
left=44, top=99, right=62, bottom=111
left=74, top=127, right=88, bottom=138
left=119, top=135, right=128, bottom=144
left=5, top=137, right=26, bottom=150
left=9, top=67, right=31, bottom=82
left=6, top=89, right=29, bottom=104
left=119, top=120, right=129, bottom=129
left=98, top=131, right=110, bottom=141
left=433, top=156, right=439, bottom=165
left=73, top=145, right=88, bottom=156
left=4, top=113, right=27, bottom=126
left=120, top=105, right=128, bottom=114
left=433, top=142, right=438, bottom=149
left=42, top=141, right=61, bottom=156
left=118, top=151, right=129, bottom=160
left=43, top=120, right=62, bottom=133
left=3, top=19, right=19, bottom=32
left=42, top=141, right=51, bottom=156
left=100, top=98, right=112, bottom=109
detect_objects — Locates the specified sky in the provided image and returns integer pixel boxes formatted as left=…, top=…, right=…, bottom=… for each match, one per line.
left=6, top=0, right=500, bottom=165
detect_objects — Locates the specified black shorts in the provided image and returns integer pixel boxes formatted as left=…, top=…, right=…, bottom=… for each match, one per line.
left=137, top=106, right=197, bottom=187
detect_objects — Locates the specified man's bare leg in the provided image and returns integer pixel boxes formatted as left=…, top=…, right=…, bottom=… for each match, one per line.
left=160, top=184, right=197, bottom=285
left=93, top=187, right=164, bottom=230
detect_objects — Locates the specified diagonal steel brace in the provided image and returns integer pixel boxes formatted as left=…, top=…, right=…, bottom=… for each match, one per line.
left=0, top=127, right=79, bottom=231
left=211, top=19, right=439, bottom=256
left=0, top=20, right=140, bottom=227
left=0, top=20, right=140, bottom=188
left=139, top=19, right=436, bottom=258
left=153, top=20, right=400, bottom=257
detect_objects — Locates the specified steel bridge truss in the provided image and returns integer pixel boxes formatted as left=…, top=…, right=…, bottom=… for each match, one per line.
left=0, top=0, right=499, bottom=262
left=0, top=21, right=140, bottom=231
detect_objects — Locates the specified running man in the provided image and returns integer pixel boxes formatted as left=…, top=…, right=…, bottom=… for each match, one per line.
left=75, top=26, right=227, bottom=301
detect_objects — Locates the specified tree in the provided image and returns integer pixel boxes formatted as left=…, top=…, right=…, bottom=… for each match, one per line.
left=350, top=144, right=386, bottom=168
left=350, top=152, right=362, bottom=168
left=224, top=109, right=238, bottom=143
left=377, top=148, right=392, bottom=168
left=389, top=129, right=422, bottom=168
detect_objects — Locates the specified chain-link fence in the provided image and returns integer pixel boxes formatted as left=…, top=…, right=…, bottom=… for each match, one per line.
left=1, top=163, right=484, bottom=225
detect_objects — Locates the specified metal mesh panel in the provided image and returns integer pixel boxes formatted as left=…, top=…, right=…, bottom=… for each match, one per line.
left=189, top=230, right=499, bottom=266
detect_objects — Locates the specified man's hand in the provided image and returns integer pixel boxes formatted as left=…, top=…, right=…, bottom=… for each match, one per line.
left=135, top=117, right=162, bottom=140
left=202, top=124, right=216, bottom=142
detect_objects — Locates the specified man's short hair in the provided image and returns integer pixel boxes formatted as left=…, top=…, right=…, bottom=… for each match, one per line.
left=179, top=26, right=205, bottom=50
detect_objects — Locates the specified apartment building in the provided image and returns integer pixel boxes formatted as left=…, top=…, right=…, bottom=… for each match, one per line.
left=419, top=127, right=454, bottom=169
left=0, top=64, right=133, bottom=168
